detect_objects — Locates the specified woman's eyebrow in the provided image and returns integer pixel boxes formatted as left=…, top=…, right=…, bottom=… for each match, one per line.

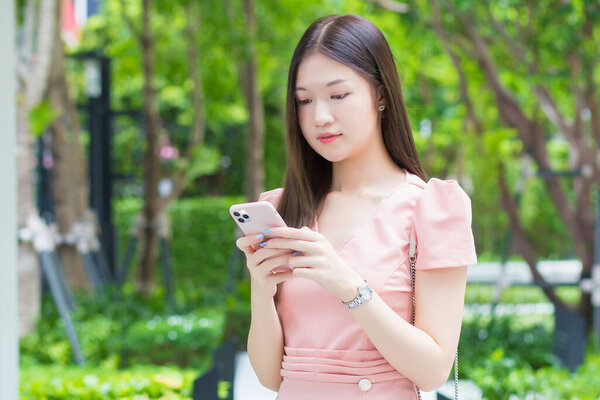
left=295, top=79, right=348, bottom=91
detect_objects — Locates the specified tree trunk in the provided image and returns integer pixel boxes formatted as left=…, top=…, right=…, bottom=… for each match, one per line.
left=16, top=0, right=58, bottom=336
left=241, top=0, right=265, bottom=201
left=138, top=0, right=161, bottom=294
left=48, top=1, right=89, bottom=289
left=16, top=101, right=41, bottom=337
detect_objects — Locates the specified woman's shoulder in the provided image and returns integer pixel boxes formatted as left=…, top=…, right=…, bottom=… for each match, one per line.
left=404, top=169, right=472, bottom=207
left=406, top=171, right=477, bottom=269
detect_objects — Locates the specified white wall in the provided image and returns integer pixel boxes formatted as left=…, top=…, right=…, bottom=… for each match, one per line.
left=0, top=0, right=19, bottom=398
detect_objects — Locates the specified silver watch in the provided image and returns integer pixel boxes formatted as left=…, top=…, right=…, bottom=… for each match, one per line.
left=341, top=281, right=373, bottom=309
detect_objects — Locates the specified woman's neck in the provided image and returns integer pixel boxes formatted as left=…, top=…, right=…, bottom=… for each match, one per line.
left=330, top=134, right=405, bottom=195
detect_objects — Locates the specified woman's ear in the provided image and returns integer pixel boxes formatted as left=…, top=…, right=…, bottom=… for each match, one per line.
left=376, top=84, right=385, bottom=106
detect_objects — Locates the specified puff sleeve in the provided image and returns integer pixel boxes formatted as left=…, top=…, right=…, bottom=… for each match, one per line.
left=412, top=178, right=477, bottom=270
left=258, top=187, right=283, bottom=208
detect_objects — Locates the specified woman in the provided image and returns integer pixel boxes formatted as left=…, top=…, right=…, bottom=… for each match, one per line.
left=235, top=14, right=477, bottom=399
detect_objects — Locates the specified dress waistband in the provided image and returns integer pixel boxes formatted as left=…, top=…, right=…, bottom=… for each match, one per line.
left=281, top=346, right=409, bottom=384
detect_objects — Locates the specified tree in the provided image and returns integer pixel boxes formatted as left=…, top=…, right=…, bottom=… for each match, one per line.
left=387, top=0, right=600, bottom=327
left=48, top=0, right=91, bottom=289
left=16, top=0, right=58, bottom=335
left=225, top=0, right=266, bottom=201
left=116, top=0, right=216, bottom=293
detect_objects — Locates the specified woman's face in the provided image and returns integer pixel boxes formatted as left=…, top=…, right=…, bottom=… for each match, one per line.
left=295, top=52, right=383, bottom=163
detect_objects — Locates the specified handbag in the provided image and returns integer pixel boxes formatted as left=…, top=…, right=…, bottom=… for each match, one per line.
left=409, top=228, right=459, bottom=400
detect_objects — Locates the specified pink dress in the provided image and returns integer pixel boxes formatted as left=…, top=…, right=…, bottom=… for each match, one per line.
left=257, top=169, right=477, bottom=399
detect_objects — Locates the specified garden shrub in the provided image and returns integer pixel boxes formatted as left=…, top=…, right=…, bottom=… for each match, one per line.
left=20, top=365, right=197, bottom=399
left=120, top=310, right=225, bottom=367
left=20, top=288, right=225, bottom=369
left=113, top=195, right=245, bottom=299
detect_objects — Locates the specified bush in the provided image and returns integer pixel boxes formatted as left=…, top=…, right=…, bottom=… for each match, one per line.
left=468, top=350, right=600, bottom=399
left=460, top=314, right=600, bottom=399
left=121, top=310, right=224, bottom=367
left=459, top=314, right=557, bottom=375
left=20, top=288, right=225, bottom=369
left=20, top=365, right=197, bottom=399
left=113, top=195, right=245, bottom=300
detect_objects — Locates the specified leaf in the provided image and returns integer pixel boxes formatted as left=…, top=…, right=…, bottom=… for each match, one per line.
left=27, top=100, right=60, bottom=138
left=184, top=145, right=221, bottom=182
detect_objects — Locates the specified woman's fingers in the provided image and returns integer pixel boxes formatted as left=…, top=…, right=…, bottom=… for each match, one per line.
left=257, top=237, right=320, bottom=253
left=264, top=269, right=294, bottom=285
left=254, top=252, right=294, bottom=276
left=251, top=248, right=293, bottom=265
left=236, top=233, right=268, bottom=255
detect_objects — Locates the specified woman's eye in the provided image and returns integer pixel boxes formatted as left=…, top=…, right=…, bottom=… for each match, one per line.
left=332, top=93, right=349, bottom=100
left=297, top=99, right=311, bottom=105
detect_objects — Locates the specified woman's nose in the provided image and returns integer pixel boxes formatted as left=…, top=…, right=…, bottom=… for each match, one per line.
left=314, top=100, right=334, bottom=126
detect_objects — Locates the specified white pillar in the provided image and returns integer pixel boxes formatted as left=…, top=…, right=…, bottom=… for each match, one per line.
left=0, top=0, right=19, bottom=398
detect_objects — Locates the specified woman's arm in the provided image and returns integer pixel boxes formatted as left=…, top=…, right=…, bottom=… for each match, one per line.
left=261, top=226, right=469, bottom=392
left=247, top=287, right=285, bottom=391
left=342, top=265, right=467, bottom=391
left=236, top=229, right=294, bottom=392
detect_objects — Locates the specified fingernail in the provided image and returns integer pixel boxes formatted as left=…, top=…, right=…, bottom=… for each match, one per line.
left=260, top=241, right=268, bottom=247
left=255, top=233, right=264, bottom=240
left=264, top=228, right=273, bottom=234
left=292, top=251, right=301, bottom=256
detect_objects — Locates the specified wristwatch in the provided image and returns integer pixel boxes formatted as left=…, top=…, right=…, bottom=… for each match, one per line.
left=341, top=281, right=373, bottom=309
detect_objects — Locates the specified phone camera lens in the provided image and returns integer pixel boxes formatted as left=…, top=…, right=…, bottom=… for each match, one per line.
left=237, top=218, right=245, bottom=223
left=233, top=211, right=240, bottom=217
left=242, top=214, right=249, bottom=219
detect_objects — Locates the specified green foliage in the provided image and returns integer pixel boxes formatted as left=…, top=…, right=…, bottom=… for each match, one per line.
left=468, top=350, right=600, bottom=399
left=121, top=311, right=224, bottom=367
left=20, top=365, right=196, bottom=399
left=20, top=287, right=225, bottom=369
left=113, top=195, right=245, bottom=295
left=459, top=314, right=600, bottom=399
left=459, top=314, right=557, bottom=376
left=28, top=100, right=60, bottom=138
left=181, top=145, right=222, bottom=183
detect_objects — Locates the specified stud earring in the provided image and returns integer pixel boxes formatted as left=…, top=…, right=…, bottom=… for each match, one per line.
left=378, top=105, right=385, bottom=111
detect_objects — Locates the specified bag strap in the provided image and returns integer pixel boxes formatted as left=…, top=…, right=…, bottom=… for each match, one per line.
left=409, top=228, right=459, bottom=400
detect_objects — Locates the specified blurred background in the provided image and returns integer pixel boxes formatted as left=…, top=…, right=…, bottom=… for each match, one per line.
left=7, top=0, right=600, bottom=399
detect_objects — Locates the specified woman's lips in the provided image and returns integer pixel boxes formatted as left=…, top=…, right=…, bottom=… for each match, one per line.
left=318, top=134, right=341, bottom=144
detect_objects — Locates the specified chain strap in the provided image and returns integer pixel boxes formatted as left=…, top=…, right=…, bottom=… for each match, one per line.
left=409, top=230, right=459, bottom=400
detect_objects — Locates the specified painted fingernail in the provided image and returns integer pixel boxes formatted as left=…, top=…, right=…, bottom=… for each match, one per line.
left=260, top=241, right=268, bottom=247
left=256, top=233, right=264, bottom=240
left=292, top=251, right=302, bottom=256
left=264, top=228, right=273, bottom=234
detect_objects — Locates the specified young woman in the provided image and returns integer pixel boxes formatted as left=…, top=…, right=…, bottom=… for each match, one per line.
left=235, top=14, right=477, bottom=399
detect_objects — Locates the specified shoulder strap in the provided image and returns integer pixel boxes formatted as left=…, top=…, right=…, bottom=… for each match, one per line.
left=409, top=227, right=459, bottom=400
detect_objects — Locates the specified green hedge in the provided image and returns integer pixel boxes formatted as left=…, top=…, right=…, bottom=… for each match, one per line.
left=20, top=288, right=225, bottom=369
left=113, top=196, right=245, bottom=297
left=20, top=365, right=197, bottom=399
left=459, top=314, right=600, bottom=399
left=468, top=349, right=600, bottom=399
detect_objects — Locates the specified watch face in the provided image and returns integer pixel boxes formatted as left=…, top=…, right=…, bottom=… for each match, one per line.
left=359, top=285, right=372, bottom=300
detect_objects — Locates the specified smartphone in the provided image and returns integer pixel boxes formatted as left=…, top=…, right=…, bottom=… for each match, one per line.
left=229, top=201, right=291, bottom=273
left=229, top=201, right=287, bottom=236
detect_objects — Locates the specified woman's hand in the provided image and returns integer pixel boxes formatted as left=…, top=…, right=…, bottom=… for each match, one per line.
left=259, top=226, right=365, bottom=301
left=236, top=233, right=295, bottom=299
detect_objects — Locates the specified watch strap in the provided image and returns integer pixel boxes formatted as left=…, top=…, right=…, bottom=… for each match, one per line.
left=341, top=281, right=373, bottom=309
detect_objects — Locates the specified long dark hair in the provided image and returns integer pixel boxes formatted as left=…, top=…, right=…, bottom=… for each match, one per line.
left=278, top=14, right=426, bottom=228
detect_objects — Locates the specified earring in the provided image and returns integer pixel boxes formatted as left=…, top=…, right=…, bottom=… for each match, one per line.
left=378, top=105, right=385, bottom=111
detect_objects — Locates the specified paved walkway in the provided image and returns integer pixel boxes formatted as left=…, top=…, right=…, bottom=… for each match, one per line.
left=234, top=352, right=277, bottom=400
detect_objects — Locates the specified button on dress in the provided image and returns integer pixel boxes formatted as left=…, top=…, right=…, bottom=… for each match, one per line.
left=257, top=169, right=478, bottom=399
